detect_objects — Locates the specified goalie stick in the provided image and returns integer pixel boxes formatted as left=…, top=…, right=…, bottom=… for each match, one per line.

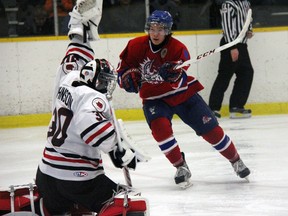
left=117, top=119, right=151, bottom=163
left=106, top=95, right=151, bottom=187
left=106, top=93, right=132, bottom=187
left=176, top=8, right=252, bottom=69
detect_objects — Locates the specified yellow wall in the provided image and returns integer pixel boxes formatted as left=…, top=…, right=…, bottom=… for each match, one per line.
left=1, top=102, right=288, bottom=128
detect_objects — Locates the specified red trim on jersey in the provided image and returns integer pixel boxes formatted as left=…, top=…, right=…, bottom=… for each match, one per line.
left=117, top=35, right=204, bottom=107
left=85, top=122, right=113, bottom=144
left=43, top=149, right=101, bottom=167
left=141, top=78, right=204, bottom=106
left=66, top=47, right=94, bottom=60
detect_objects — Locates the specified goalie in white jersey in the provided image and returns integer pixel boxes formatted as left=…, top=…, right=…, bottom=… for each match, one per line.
left=35, top=0, right=148, bottom=215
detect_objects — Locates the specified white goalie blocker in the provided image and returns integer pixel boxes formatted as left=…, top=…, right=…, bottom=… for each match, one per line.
left=68, top=0, right=103, bottom=41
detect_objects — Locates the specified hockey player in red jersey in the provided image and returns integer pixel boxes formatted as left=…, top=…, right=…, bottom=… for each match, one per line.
left=34, top=0, right=148, bottom=215
left=117, top=10, right=250, bottom=188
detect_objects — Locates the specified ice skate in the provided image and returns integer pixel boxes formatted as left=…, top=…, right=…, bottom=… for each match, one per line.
left=68, top=0, right=103, bottom=41
left=229, top=107, right=252, bottom=119
left=232, top=158, right=250, bottom=181
left=174, top=153, right=192, bottom=189
left=212, top=110, right=221, bottom=118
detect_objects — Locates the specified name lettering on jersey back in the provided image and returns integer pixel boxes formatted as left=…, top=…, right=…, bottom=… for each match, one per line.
left=57, top=87, right=73, bottom=109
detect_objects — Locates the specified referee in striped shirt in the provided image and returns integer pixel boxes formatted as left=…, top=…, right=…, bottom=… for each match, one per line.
left=209, top=0, right=254, bottom=119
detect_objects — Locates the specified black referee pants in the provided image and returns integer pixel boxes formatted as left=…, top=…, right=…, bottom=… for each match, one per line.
left=209, top=37, right=254, bottom=111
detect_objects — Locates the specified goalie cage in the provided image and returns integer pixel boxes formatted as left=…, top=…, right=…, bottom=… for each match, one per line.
left=0, top=183, right=150, bottom=216
left=0, top=183, right=39, bottom=215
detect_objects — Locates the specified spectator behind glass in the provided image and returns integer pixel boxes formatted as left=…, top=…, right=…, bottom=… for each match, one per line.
left=208, top=0, right=222, bottom=28
left=44, top=0, right=73, bottom=35
left=100, top=0, right=145, bottom=33
left=33, top=5, right=53, bottom=35
left=17, top=1, right=35, bottom=36
left=150, top=0, right=180, bottom=30
left=16, top=3, right=53, bottom=36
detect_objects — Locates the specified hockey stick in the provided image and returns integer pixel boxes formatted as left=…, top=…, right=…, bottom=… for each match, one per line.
left=176, top=8, right=252, bottom=69
left=117, top=119, right=151, bottom=162
left=106, top=91, right=132, bottom=187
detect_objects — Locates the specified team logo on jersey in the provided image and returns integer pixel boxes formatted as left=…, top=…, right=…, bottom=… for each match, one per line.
left=161, top=48, right=168, bottom=58
left=149, top=106, right=156, bottom=115
left=92, top=98, right=106, bottom=112
left=202, top=115, right=212, bottom=124
left=73, top=171, right=88, bottom=177
left=62, top=55, right=79, bottom=74
left=62, top=62, right=78, bottom=74
left=140, top=57, right=163, bottom=84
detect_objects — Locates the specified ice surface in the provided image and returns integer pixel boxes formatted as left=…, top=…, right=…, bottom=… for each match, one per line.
left=1, top=115, right=288, bottom=215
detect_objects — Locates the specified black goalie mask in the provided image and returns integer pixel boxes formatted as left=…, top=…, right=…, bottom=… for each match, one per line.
left=80, top=59, right=117, bottom=94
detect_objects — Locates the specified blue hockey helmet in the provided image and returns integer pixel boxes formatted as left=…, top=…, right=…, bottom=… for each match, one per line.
left=145, top=10, right=173, bottom=35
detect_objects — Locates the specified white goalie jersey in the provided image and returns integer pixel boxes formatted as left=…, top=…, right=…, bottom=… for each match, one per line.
left=52, top=41, right=95, bottom=109
left=39, top=70, right=118, bottom=181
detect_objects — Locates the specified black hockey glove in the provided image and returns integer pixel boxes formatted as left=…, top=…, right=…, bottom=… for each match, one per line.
left=159, top=61, right=183, bottom=83
left=120, top=68, right=142, bottom=93
left=109, top=144, right=137, bottom=170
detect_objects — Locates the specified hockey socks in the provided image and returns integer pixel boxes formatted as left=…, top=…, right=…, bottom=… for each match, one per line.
left=202, top=126, right=240, bottom=163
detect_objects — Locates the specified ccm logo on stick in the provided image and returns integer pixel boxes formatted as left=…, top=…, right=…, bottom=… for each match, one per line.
left=196, top=49, right=216, bottom=60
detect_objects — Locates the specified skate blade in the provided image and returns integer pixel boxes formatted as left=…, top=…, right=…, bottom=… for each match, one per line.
left=244, top=176, right=250, bottom=182
left=178, top=180, right=193, bottom=189
left=230, top=113, right=251, bottom=119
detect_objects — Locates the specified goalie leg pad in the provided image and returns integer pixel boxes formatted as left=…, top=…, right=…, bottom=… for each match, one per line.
left=99, top=195, right=148, bottom=216
left=0, top=184, right=40, bottom=214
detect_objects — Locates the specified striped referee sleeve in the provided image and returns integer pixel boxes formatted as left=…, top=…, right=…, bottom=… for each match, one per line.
left=220, top=0, right=251, bottom=44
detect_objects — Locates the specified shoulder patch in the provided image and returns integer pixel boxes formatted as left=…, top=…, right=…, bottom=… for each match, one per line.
left=62, top=54, right=79, bottom=74
left=62, top=62, right=78, bottom=74
left=161, top=48, right=168, bottom=58
left=92, top=98, right=106, bottom=112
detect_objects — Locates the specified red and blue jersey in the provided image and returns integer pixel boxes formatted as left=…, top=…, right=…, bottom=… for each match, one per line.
left=117, top=35, right=204, bottom=106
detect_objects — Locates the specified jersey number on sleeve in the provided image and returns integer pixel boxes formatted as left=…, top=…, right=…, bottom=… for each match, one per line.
left=47, top=108, right=73, bottom=147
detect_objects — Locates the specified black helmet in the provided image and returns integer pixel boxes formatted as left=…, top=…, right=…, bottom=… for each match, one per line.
left=80, top=59, right=116, bottom=94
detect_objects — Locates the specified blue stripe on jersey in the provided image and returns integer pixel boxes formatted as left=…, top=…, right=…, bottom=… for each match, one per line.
left=213, top=135, right=230, bottom=151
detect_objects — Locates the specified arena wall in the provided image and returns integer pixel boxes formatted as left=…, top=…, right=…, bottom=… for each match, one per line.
left=0, top=27, right=287, bottom=127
